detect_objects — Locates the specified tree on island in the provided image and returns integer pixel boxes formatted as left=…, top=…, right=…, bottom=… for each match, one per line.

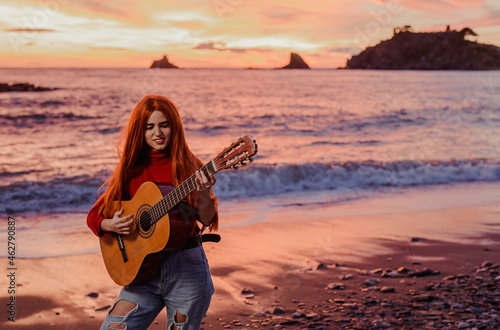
left=393, top=25, right=413, bottom=35
left=459, top=27, right=478, bottom=40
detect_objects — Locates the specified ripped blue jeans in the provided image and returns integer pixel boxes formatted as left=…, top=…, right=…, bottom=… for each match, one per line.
left=101, top=245, right=214, bottom=330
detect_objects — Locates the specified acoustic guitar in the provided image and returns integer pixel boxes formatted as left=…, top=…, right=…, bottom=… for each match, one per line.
left=99, top=135, right=257, bottom=286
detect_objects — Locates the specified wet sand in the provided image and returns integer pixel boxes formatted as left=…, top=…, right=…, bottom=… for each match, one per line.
left=1, top=183, right=499, bottom=329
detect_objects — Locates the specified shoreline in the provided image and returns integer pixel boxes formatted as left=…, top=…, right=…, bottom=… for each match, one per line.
left=1, top=183, right=499, bottom=329
left=5, top=180, right=499, bottom=259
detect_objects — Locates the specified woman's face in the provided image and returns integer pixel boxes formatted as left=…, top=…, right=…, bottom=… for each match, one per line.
left=145, top=110, right=172, bottom=151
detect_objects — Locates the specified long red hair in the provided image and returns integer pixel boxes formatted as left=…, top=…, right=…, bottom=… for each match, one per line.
left=97, top=95, right=217, bottom=232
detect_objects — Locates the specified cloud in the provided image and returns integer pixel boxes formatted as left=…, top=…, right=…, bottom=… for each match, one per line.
left=89, top=46, right=129, bottom=51
left=172, top=20, right=206, bottom=29
left=5, top=28, right=56, bottom=32
left=400, top=0, right=486, bottom=17
left=70, top=0, right=139, bottom=20
left=258, top=4, right=307, bottom=25
left=192, top=41, right=271, bottom=53
left=445, top=0, right=486, bottom=7
left=193, top=41, right=226, bottom=51
left=327, top=45, right=363, bottom=55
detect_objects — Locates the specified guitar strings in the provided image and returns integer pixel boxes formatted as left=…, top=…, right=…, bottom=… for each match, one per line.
left=143, top=162, right=215, bottom=230
left=139, top=211, right=153, bottom=232
left=141, top=141, right=252, bottom=227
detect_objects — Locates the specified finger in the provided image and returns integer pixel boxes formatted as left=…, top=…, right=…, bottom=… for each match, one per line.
left=198, top=170, right=208, bottom=183
left=195, top=171, right=203, bottom=182
left=120, top=219, right=133, bottom=232
left=209, top=173, right=216, bottom=184
left=121, top=214, right=133, bottom=221
left=194, top=172, right=201, bottom=187
left=115, top=208, right=124, bottom=217
left=196, top=171, right=207, bottom=190
left=125, top=221, right=134, bottom=230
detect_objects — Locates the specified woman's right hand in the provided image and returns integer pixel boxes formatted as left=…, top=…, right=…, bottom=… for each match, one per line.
left=100, top=208, right=134, bottom=235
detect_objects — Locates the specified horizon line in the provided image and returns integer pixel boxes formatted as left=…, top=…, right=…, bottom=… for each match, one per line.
left=0, top=66, right=343, bottom=70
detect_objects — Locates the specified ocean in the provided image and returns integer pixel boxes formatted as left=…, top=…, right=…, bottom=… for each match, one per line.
left=1, top=68, right=499, bottom=257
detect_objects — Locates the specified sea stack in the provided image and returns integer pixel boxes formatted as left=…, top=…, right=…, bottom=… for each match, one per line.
left=149, top=55, right=179, bottom=69
left=279, top=52, right=310, bottom=69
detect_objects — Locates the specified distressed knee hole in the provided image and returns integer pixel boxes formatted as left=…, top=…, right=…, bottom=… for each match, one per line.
left=170, top=310, right=187, bottom=330
left=175, top=310, right=187, bottom=323
left=109, top=299, right=137, bottom=316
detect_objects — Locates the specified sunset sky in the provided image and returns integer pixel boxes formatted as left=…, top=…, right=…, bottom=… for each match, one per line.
left=2, top=0, right=500, bottom=68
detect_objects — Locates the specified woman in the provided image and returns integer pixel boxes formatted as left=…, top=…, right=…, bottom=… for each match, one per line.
left=87, top=95, right=218, bottom=330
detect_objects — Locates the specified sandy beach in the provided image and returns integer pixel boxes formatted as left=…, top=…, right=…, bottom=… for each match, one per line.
left=2, top=182, right=499, bottom=329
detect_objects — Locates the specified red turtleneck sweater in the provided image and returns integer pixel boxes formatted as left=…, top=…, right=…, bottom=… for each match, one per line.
left=87, top=151, right=208, bottom=237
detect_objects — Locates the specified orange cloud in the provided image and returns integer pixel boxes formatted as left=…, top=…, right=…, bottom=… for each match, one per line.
left=193, top=41, right=272, bottom=53
left=4, top=28, right=56, bottom=32
left=89, top=46, right=129, bottom=51
left=64, top=0, right=141, bottom=21
left=172, top=21, right=206, bottom=30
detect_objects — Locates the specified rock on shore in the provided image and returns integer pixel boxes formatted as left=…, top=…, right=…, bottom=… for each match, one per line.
left=279, top=52, right=310, bottom=69
left=212, top=260, right=499, bottom=329
left=0, top=83, right=58, bottom=92
left=149, top=55, right=179, bottom=69
left=344, top=26, right=500, bottom=70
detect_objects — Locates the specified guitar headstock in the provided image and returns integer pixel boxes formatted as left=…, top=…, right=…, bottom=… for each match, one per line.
left=213, top=135, right=258, bottom=172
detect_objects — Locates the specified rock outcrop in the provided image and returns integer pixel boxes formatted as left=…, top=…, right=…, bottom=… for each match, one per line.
left=279, top=52, right=310, bottom=69
left=149, top=55, right=179, bottom=69
left=344, top=27, right=500, bottom=70
left=0, top=83, right=57, bottom=92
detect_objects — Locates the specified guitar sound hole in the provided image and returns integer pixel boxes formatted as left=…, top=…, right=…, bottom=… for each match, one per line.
left=139, top=211, right=153, bottom=232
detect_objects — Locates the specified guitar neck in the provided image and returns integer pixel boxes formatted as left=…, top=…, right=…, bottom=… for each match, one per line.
left=148, top=160, right=217, bottom=223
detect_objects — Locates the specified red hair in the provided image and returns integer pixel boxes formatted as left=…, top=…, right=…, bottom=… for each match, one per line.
left=98, top=95, right=217, bottom=232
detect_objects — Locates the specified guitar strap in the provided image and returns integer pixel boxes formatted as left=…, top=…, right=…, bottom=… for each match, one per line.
left=201, top=233, right=221, bottom=243
left=182, top=234, right=221, bottom=250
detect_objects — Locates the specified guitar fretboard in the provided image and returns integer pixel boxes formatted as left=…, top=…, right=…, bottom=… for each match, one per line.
left=147, top=161, right=216, bottom=224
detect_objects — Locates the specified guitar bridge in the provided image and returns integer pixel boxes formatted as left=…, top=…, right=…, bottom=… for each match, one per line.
left=115, top=233, right=129, bottom=263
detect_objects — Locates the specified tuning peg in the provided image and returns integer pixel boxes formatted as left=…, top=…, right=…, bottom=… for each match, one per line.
left=240, top=160, right=247, bottom=166
left=248, top=157, right=254, bottom=163
left=231, top=165, right=239, bottom=170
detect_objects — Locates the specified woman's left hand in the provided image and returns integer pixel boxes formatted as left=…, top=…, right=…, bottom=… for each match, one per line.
left=195, top=170, right=216, bottom=192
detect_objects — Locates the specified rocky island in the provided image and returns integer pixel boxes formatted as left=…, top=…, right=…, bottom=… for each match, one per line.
left=149, top=55, right=179, bottom=69
left=344, top=26, right=500, bottom=70
left=279, top=52, right=310, bottom=69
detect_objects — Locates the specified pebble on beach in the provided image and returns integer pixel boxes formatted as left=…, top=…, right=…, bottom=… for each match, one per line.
left=227, top=260, right=499, bottom=329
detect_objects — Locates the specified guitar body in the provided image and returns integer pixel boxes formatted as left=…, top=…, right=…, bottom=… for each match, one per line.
left=99, top=182, right=191, bottom=286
